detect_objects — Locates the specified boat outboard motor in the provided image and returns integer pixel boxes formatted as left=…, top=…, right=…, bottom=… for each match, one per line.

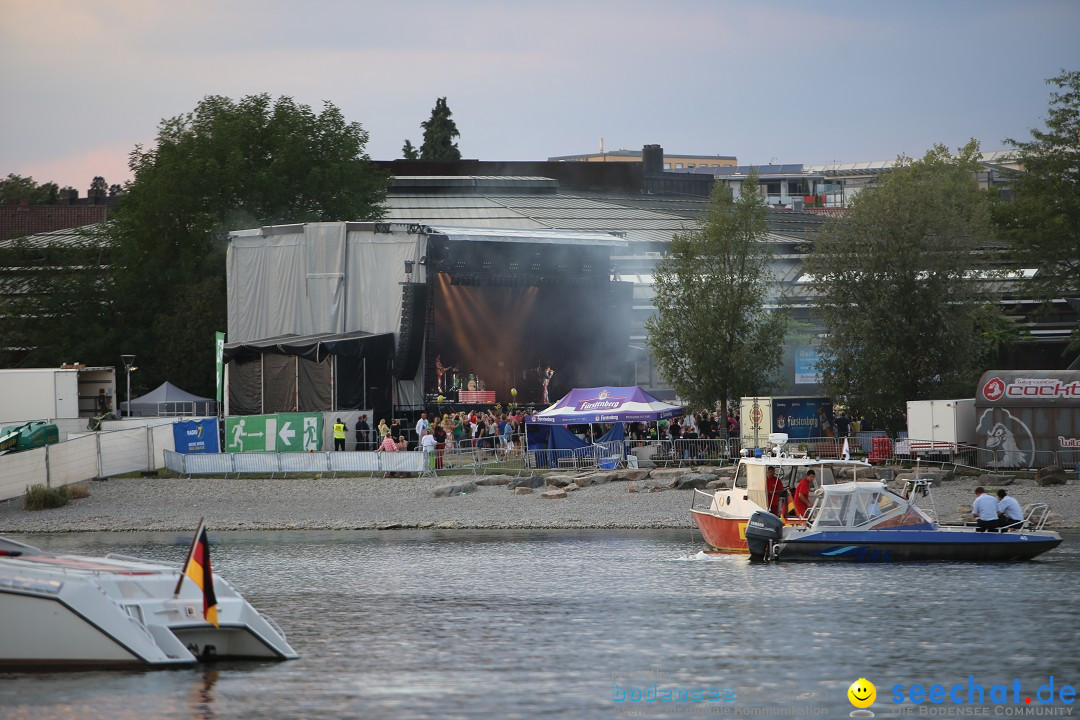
left=745, top=510, right=784, bottom=562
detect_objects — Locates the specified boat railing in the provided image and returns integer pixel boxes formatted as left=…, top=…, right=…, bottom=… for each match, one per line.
left=1022, top=503, right=1051, bottom=531
left=105, top=553, right=182, bottom=568
left=690, top=488, right=715, bottom=512
left=262, top=612, right=289, bottom=642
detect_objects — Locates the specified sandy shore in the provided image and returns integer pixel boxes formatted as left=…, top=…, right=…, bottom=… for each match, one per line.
left=0, top=465, right=1075, bottom=534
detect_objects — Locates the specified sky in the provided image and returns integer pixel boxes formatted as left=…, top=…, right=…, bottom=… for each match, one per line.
left=2, top=0, right=1079, bottom=193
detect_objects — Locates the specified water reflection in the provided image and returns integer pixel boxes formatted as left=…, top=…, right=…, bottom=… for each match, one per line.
left=3, top=530, right=1078, bottom=719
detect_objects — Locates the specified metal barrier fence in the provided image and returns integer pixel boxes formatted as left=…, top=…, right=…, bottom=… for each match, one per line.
left=163, top=449, right=431, bottom=477
left=0, top=425, right=174, bottom=503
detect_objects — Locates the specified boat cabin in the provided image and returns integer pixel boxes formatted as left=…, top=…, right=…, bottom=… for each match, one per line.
left=804, top=481, right=933, bottom=531
left=731, top=459, right=872, bottom=514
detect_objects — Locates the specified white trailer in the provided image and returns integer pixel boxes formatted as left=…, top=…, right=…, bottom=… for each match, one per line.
left=904, top=398, right=975, bottom=455
left=0, top=367, right=117, bottom=425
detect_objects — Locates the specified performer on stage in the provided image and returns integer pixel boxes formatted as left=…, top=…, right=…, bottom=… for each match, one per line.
left=435, top=354, right=446, bottom=393
left=542, top=365, right=554, bottom=404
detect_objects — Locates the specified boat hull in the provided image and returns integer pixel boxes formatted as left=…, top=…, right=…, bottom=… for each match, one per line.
left=691, top=509, right=750, bottom=553
left=773, top=529, right=1063, bottom=562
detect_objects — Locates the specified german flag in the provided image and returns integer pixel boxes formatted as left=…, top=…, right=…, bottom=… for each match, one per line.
left=176, top=521, right=219, bottom=627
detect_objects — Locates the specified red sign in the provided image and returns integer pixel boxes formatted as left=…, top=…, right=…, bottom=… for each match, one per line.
left=750, top=407, right=762, bottom=425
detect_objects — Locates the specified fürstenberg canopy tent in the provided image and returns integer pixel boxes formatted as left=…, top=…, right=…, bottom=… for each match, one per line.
left=526, top=386, right=685, bottom=424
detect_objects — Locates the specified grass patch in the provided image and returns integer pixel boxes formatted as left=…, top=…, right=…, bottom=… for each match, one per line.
left=24, top=484, right=69, bottom=510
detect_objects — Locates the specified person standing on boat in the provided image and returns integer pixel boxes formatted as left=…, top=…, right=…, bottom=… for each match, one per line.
left=766, top=467, right=786, bottom=517
left=996, top=489, right=1024, bottom=530
left=793, top=469, right=816, bottom=518
left=972, top=486, right=1001, bottom=532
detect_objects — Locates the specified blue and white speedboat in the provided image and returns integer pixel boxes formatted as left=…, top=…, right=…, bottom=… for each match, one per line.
left=745, top=480, right=1062, bottom=563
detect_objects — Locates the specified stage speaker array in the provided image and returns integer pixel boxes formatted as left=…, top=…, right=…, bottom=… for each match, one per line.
left=394, top=283, right=428, bottom=379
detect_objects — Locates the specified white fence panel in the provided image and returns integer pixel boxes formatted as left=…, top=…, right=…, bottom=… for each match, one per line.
left=184, top=454, right=235, bottom=475
left=150, top=424, right=176, bottom=469
left=0, top=447, right=47, bottom=501
left=382, top=451, right=427, bottom=474
left=280, top=453, right=329, bottom=473
left=47, top=435, right=99, bottom=487
left=99, top=428, right=149, bottom=477
left=233, top=453, right=280, bottom=474
left=329, top=452, right=382, bottom=474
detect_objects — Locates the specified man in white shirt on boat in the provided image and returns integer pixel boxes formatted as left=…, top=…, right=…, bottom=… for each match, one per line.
left=996, top=489, right=1024, bottom=531
left=971, top=486, right=1001, bottom=532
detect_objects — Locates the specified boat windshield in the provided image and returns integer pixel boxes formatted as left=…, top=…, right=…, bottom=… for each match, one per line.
left=812, top=485, right=901, bottom=528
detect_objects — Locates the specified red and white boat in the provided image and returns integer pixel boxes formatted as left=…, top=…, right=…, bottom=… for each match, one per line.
left=690, top=437, right=874, bottom=553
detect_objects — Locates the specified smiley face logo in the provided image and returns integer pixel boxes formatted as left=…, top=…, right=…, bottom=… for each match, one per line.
left=848, top=678, right=876, bottom=709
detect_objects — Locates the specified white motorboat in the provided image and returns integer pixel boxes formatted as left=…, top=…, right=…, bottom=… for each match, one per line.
left=0, top=535, right=299, bottom=669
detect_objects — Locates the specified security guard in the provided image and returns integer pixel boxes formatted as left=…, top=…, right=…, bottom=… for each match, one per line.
left=333, top=418, right=347, bottom=451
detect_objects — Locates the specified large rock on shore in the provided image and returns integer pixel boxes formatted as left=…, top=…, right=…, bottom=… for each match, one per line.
left=509, top=475, right=546, bottom=490
left=669, top=473, right=715, bottom=490
left=574, top=472, right=616, bottom=488
left=612, top=469, right=650, bottom=483
left=475, top=475, right=513, bottom=486
left=544, top=473, right=578, bottom=487
left=541, top=488, right=568, bottom=500
left=1035, top=466, right=1067, bottom=486
left=432, top=480, right=478, bottom=497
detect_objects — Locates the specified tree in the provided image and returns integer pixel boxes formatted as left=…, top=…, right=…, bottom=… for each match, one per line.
left=0, top=174, right=60, bottom=205
left=1, top=94, right=388, bottom=394
left=90, top=176, right=108, bottom=193
left=805, top=141, right=1008, bottom=433
left=645, top=173, right=787, bottom=410
left=995, top=69, right=1080, bottom=352
left=419, top=97, right=461, bottom=161
left=402, top=139, right=418, bottom=160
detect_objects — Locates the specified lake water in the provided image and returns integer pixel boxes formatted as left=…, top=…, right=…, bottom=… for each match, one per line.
left=2, top=530, right=1079, bottom=719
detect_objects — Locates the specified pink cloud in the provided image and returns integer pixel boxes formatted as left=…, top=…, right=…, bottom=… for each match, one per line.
left=15, top=144, right=135, bottom=194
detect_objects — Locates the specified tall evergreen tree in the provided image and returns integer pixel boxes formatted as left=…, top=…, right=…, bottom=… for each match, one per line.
left=645, top=172, right=787, bottom=409
left=402, top=139, right=418, bottom=160
left=419, top=97, right=461, bottom=161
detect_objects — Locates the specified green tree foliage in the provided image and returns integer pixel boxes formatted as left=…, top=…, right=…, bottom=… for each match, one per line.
left=996, top=69, right=1080, bottom=352
left=419, top=97, right=461, bottom=161
left=0, top=174, right=60, bottom=205
left=645, top=174, right=787, bottom=409
left=402, top=139, right=418, bottom=160
left=1, top=94, right=387, bottom=394
left=806, top=141, right=1007, bottom=432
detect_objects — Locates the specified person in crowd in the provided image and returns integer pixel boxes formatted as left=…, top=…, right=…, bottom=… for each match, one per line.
left=972, top=486, right=1000, bottom=532
left=378, top=418, right=391, bottom=439
left=395, top=435, right=408, bottom=452
left=433, top=421, right=448, bottom=469
left=355, top=414, right=371, bottom=450
left=996, top=489, right=1024, bottom=530
left=415, top=412, right=430, bottom=448
left=793, top=469, right=816, bottom=518
left=420, top=427, right=437, bottom=469
left=378, top=430, right=400, bottom=476
left=765, top=466, right=786, bottom=517
left=833, top=411, right=851, bottom=438
left=332, top=418, right=346, bottom=451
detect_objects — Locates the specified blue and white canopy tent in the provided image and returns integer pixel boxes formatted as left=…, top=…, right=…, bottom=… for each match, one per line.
left=524, top=386, right=685, bottom=467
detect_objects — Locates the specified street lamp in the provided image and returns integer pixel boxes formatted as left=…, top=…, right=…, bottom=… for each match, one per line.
left=121, top=354, right=136, bottom=417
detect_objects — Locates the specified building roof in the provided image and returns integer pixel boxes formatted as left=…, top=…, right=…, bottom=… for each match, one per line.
left=548, top=150, right=737, bottom=162
left=0, top=224, right=108, bottom=249
left=0, top=205, right=108, bottom=242
left=386, top=177, right=827, bottom=247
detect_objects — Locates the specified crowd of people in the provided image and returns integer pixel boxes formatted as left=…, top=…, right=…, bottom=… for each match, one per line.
left=336, top=409, right=526, bottom=471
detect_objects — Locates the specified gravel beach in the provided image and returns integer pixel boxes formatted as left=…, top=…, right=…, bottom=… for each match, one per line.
left=0, top=465, right=1075, bottom=534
